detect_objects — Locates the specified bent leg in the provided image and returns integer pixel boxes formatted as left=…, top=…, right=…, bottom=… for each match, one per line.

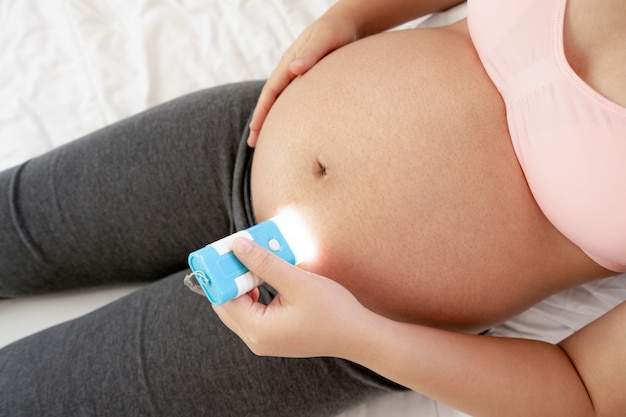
left=0, top=274, right=404, bottom=416
left=0, top=81, right=261, bottom=297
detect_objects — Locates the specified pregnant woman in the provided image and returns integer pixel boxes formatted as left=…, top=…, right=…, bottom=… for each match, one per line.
left=1, top=0, right=624, bottom=416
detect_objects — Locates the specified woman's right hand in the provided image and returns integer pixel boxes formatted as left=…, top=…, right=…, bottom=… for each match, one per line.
left=247, top=13, right=360, bottom=147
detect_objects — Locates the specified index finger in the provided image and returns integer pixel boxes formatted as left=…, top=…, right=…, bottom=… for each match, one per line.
left=231, top=237, right=299, bottom=295
left=247, top=65, right=298, bottom=147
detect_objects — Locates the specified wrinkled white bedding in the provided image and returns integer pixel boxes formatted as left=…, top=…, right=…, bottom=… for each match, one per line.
left=1, top=1, right=625, bottom=416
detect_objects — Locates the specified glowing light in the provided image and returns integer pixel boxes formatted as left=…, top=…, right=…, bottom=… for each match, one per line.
left=273, top=206, right=318, bottom=264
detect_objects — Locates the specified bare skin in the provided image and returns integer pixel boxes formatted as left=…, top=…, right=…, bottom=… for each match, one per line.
left=249, top=20, right=611, bottom=331
left=215, top=2, right=626, bottom=416
left=565, top=0, right=626, bottom=107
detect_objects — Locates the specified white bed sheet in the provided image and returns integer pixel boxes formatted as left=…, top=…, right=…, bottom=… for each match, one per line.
left=1, top=1, right=625, bottom=416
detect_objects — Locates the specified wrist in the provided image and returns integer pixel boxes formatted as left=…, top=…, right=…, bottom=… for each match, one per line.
left=330, top=306, right=396, bottom=363
left=325, top=0, right=464, bottom=38
left=319, top=3, right=363, bottom=39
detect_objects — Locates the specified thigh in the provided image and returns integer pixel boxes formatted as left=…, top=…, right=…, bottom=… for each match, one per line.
left=0, top=273, right=403, bottom=416
left=0, top=81, right=262, bottom=296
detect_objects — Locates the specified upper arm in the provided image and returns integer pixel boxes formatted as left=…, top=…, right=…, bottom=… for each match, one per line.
left=559, top=300, right=626, bottom=417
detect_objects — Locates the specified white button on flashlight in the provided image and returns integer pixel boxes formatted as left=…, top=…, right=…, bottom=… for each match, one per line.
left=268, top=238, right=281, bottom=252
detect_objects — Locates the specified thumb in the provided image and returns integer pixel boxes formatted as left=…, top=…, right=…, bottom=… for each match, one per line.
left=289, top=23, right=357, bottom=76
left=288, top=35, right=330, bottom=76
left=288, top=56, right=312, bottom=76
left=232, top=237, right=295, bottom=294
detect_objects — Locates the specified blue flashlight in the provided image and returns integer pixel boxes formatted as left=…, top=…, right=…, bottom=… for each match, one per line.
left=186, top=211, right=314, bottom=305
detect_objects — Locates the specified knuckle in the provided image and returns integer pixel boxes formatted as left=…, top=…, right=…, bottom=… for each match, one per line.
left=261, top=80, right=286, bottom=100
left=249, top=248, right=276, bottom=277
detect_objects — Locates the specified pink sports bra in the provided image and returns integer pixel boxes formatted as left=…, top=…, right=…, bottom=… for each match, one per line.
left=467, top=0, right=626, bottom=272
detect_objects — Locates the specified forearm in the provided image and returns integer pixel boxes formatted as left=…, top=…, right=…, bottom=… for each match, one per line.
left=345, top=313, right=595, bottom=417
left=324, top=0, right=465, bottom=37
left=218, top=239, right=626, bottom=416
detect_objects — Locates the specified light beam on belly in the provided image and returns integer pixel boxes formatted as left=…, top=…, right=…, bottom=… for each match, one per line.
left=273, top=206, right=318, bottom=264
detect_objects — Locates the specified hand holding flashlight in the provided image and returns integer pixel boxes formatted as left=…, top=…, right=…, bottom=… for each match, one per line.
left=212, top=237, right=373, bottom=359
left=185, top=208, right=316, bottom=305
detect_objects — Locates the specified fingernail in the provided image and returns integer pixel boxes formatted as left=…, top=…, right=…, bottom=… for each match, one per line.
left=247, top=131, right=257, bottom=146
left=233, top=238, right=253, bottom=255
left=291, top=57, right=306, bottom=67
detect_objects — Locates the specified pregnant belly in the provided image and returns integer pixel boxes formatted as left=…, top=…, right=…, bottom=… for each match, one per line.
left=250, top=24, right=604, bottom=330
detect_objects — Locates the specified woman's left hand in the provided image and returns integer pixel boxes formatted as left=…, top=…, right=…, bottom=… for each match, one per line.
left=212, top=237, right=373, bottom=359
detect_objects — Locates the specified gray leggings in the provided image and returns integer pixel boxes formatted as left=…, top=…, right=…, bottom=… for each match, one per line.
left=0, top=81, right=404, bottom=416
